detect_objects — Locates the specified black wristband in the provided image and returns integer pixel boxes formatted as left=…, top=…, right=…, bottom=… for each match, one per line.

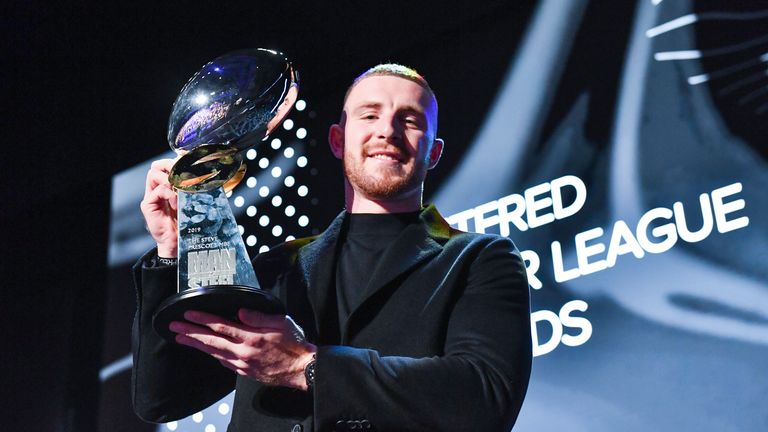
left=156, top=256, right=178, bottom=267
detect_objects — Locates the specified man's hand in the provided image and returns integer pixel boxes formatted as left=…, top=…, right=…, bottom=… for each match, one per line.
left=169, top=309, right=318, bottom=391
left=140, top=159, right=179, bottom=257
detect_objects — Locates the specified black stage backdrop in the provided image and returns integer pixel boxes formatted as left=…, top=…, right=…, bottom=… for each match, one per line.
left=3, top=1, right=767, bottom=431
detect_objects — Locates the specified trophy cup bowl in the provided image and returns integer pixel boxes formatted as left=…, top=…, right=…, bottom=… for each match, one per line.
left=152, top=48, right=297, bottom=342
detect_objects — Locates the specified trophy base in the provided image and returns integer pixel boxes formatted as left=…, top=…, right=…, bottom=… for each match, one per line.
left=152, top=285, right=285, bottom=342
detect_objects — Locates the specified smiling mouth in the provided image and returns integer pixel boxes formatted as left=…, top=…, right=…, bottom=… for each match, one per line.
left=366, top=147, right=405, bottom=162
left=369, top=153, right=401, bottom=162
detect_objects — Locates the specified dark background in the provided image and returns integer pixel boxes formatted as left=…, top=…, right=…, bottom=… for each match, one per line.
left=4, top=1, right=768, bottom=431
left=2, top=1, right=535, bottom=430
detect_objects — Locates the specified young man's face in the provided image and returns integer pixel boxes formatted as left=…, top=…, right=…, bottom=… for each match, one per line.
left=330, top=75, right=442, bottom=202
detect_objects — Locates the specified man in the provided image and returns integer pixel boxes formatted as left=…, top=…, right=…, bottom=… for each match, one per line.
left=133, top=64, right=532, bottom=431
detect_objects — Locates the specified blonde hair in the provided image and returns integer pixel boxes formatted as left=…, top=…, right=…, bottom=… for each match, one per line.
left=344, top=64, right=436, bottom=104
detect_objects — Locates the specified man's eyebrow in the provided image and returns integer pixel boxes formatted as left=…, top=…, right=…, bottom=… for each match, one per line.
left=398, top=105, right=426, bottom=117
left=351, top=102, right=383, bottom=113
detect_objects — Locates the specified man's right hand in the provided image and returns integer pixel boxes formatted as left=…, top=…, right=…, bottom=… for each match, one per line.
left=140, top=159, right=179, bottom=258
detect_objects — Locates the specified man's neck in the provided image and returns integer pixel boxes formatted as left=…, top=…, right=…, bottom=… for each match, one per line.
left=344, top=183, right=423, bottom=214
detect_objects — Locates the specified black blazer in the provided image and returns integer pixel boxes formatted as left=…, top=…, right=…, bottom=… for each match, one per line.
left=132, top=205, right=532, bottom=432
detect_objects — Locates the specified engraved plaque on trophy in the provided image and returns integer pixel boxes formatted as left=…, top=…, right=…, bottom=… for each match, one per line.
left=153, top=48, right=297, bottom=341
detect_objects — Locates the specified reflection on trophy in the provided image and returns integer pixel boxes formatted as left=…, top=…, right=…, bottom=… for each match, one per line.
left=153, top=48, right=298, bottom=341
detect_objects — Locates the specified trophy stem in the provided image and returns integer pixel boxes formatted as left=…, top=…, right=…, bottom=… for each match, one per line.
left=153, top=186, right=284, bottom=341
left=177, top=187, right=258, bottom=292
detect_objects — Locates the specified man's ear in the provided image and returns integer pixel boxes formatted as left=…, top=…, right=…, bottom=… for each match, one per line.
left=427, top=138, right=444, bottom=170
left=328, top=124, right=344, bottom=160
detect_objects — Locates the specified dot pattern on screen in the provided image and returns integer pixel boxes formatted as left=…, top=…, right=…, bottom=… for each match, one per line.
left=159, top=392, right=234, bottom=432
left=224, top=100, right=318, bottom=258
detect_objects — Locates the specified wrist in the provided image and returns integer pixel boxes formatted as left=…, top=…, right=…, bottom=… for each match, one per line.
left=157, top=244, right=177, bottom=258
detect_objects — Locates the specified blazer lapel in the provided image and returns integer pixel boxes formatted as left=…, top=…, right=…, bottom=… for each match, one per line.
left=296, top=211, right=346, bottom=344
left=344, top=205, right=452, bottom=340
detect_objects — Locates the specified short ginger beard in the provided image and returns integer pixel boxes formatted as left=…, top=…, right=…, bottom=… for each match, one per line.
left=342, top=153, right=426, bottom=200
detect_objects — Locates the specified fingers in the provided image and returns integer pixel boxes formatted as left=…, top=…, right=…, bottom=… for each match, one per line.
left=168, top=188, right=178, bottom=212
left=175, top=333, right=250, bottom=374
left=171, top=310, right=317, bottom=389
left=215, top=358, right=248, bottom=375
left=238, top=309, right=288, bottom=330
left=142, top=183, right=176, bottom=212
left=152, top=158, right=177, bottom=171
left=140, top=183, right=178, bottom=252
left=140, top=159, right=179, bottom=246
left=172, top=324, right=239, bottom=359
left=182, top=311, right=252, bottom=342
left=171, top=318, right=272, bottom=378
left=145, top=159, right=175, bottom=196
left=238, top=310, right=307, bottom=346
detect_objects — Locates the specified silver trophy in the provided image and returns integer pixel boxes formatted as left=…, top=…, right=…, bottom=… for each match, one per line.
left=153, top=48, right=298, bottom=341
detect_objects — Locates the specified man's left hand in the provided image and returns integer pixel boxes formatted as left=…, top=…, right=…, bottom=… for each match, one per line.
left=169, top=309, right=317, bottom=391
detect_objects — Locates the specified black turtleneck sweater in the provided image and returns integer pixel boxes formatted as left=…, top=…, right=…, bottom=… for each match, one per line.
left=335, top=211, right=421, bottom=329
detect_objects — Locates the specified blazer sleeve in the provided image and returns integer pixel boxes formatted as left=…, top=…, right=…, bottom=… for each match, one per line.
left=131, top=249, right=236, bottom=423
left=313, top=237, right=532, bottom=432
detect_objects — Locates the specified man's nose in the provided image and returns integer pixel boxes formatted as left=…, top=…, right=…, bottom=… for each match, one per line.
left=376, top=115, right=401, bottom=140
